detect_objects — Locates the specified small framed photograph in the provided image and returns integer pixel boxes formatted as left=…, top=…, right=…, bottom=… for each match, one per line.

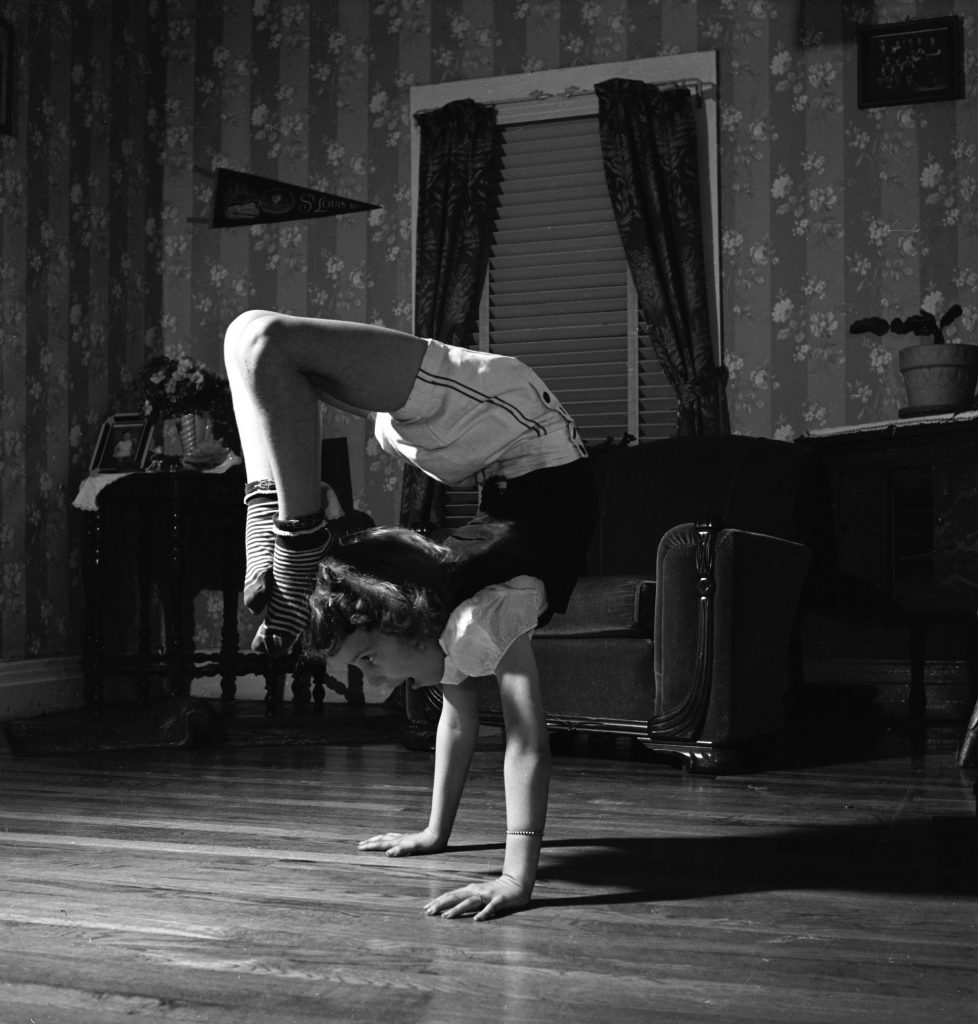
left=0, top=19, right=13, bottom=135
left=858, top=16, right=964, bottom=109
left=90, top=413, right=154, bottom=474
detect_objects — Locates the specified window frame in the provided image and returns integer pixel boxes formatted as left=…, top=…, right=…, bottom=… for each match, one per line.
left=408, top=52, right=722, bottom=385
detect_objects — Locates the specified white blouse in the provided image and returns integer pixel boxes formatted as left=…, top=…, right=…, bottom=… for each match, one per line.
left=434, top=575, right=547, bottom=686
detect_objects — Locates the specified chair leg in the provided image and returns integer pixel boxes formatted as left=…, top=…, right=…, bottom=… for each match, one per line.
left=783, top=624, right=807, bottom=749
left=958, top=699, right=978, bottom=768
left=958, top=614, right=978, bottom=768
left=264, top=668, right=286, bottom=715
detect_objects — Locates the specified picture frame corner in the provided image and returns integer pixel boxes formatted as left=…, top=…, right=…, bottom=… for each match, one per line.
left=89, top=413, right=154, bottom=476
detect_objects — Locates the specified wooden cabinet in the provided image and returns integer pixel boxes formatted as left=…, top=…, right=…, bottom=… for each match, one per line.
left=798, top=412, right=978, bottom=751
left=799, top=411, right=978, bottom=610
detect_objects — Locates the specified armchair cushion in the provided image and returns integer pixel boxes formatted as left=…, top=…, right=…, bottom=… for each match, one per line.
left=537, top=575, right=654, bottom=639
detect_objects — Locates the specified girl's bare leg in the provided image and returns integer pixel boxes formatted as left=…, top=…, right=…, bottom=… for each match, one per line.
left=223, top=310, right=427, bottom=653
left=224, top=310, right=426, bottom=516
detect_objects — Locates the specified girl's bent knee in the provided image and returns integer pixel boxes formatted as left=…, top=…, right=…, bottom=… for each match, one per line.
left=226, top=309, right=278, bottom=345
left=224, top=310, right=285, bottom=368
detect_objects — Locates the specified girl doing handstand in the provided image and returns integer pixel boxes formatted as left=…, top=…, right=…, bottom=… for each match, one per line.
left=224, top=310, right=597, bottom=920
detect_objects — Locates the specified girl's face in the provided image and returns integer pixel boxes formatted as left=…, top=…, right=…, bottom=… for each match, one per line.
left=329, top=629, right=445, bottom=696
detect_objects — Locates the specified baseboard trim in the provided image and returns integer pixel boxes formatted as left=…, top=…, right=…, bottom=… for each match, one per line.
left=804, top=657, right=972, bottom=718
left=0, top=657, right=86, bottom=722
left=0, top=657, right=353, bottom=722
left=805, top=657, right=967, bottom=685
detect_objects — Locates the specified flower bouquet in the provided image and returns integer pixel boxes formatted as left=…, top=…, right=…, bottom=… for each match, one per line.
left=139, top=355, right=225, bottom=419
left=139, top=355, right=239, bottom=465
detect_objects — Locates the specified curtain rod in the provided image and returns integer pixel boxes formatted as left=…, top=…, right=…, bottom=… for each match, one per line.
left=489, top=77, right=707, bottom=102
left=414, top=77, right=709, bottom=118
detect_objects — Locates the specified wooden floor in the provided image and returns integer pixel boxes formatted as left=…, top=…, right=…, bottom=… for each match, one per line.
left=0, top=703, right=975, bottom=1024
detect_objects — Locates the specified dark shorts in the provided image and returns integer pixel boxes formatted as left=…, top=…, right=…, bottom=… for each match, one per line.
left=441, top=457, right=599, bottom=619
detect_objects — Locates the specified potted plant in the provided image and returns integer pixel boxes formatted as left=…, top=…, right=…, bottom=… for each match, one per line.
left=849, top=303, right=978, bottom=415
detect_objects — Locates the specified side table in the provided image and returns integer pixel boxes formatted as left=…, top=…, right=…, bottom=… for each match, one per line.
left=80, top=467, right=285, bottom=709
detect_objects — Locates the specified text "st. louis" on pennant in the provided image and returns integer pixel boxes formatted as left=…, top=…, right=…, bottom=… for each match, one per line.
left=211, top=168, right=379, bottom=228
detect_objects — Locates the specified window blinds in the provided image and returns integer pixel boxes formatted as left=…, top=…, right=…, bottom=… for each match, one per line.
left=483, top=115, right=674, bottom=447
left=444, top=114, right=675, bottom=527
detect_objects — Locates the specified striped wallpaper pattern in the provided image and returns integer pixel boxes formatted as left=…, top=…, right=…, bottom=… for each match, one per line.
left=0, top=0, right=975, bottom=659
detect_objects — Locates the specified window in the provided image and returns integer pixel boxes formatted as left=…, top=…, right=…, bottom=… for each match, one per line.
left=411, top=55, right=720, bottom=523
left=485, top=113, right=664, bottom=445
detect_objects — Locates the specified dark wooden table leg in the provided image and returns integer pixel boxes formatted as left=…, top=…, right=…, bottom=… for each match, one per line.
left=136, top=496, right=154, bottom=703
left=291, top=659, right=312, bottom=708
left=907, top=614, right=927, bottom=755
left=312, top=660, right=327, bottom=711
left=165, top=479, right=192, bottom=699
left=82, top=510, right=106, bottom=712
left=264, top=668, right=286, bottom=715
left=219, top=510, right=239, bottom=703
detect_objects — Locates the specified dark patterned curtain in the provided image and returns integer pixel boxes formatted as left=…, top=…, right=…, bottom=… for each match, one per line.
left=596, top=78, right=729, bottom=436
left=400, top=98, right=500, bottom=527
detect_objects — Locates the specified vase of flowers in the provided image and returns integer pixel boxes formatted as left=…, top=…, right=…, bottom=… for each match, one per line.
left=138, top=354, right=238, bottom=463
left=849, top=303, right=978, bottom=416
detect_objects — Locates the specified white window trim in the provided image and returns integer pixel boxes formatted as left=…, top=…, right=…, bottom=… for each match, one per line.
left=409, top=52, right=722, bottom=368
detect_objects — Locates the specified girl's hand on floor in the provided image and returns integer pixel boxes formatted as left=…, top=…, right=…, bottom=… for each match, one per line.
left=424, top=874, right=530, bottom=922
left=357, top=827, right=445, bottom=857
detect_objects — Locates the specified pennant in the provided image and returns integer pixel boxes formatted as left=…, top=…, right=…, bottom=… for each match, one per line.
left=210, top=168, right=379, bottom=228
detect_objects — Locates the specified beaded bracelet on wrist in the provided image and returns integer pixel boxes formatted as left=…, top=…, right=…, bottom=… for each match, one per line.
left=506, top=829, right=544, bottom=836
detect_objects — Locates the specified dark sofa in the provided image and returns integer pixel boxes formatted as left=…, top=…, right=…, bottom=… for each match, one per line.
left=407, top=434, right=827, bottom=772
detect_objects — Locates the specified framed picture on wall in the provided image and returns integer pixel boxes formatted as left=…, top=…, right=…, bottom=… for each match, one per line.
left=90, top=413, right=154, bottom=475
left=858, top=16, right=964, bottom=109
left=0, top=19, right=13, bottom=135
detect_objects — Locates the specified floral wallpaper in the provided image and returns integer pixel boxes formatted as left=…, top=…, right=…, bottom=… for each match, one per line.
left=1, top=0, right=976, bottom=663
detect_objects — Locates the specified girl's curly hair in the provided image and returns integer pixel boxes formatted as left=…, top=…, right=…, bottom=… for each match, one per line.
left=308, top=527, right=457, bottom=655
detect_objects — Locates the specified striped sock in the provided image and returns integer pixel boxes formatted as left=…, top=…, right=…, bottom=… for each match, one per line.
left=252, top=511, right=330, bottom=656
left=243, top=480, right=278, bottom=614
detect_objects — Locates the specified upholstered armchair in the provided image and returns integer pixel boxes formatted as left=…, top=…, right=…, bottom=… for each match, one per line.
left=406, top=434, right=828, bottom=773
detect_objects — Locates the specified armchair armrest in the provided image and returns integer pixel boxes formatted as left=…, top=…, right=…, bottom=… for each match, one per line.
left=650, top=522, right=812, bottom=744
left=536, top=575, right=654, bottom=639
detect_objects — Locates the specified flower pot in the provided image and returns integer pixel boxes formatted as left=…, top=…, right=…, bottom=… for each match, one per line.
left=898, top=343, right=978, bottom=416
